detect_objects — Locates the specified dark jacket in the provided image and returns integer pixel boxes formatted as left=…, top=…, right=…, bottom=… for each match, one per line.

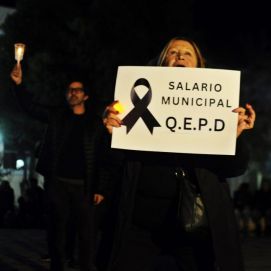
left=14, top=83, right=111, bottom=198
left=108, top=139, right=249, bottom=271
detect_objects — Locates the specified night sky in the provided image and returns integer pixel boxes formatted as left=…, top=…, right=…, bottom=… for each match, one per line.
left=1, top=0, right=270, bottom=68
left=0, top=0, right=16, bottom=8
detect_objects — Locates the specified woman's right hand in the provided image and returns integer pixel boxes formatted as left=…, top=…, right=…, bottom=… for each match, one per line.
left=103, top=101, right=122, bottom=134
left=10, top=63, right=22, bottom=85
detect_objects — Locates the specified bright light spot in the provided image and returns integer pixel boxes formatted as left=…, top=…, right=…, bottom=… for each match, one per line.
left=0, top=132, right=3, bottom=157
left=16, top=159, right=24, bottom=169
left=113, top=102, right=125, bottom=113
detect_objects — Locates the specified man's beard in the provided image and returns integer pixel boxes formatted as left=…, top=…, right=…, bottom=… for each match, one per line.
left=67, top=96, right=83, bottom=107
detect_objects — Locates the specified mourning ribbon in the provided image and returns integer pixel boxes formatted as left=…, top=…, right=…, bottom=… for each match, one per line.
left=122, top=78, right=161, bottom=134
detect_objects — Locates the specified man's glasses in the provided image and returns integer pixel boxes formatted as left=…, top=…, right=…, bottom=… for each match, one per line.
left=67, top=87, right=84, bottom=93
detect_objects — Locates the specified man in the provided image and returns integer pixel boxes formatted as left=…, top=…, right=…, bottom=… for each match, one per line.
left=10, top=64, right=110, bottom=271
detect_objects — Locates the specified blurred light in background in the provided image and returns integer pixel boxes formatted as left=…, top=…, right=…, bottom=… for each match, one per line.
left=16, top=159, right=24, bottom=170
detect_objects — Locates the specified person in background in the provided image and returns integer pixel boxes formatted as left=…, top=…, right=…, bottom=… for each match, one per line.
left=233, top=182, right=254, bottom=236
left=10, top=63, right=111, bottom=271
left=252, top=178, right=271, bottom=236
left=0, top=180, right=15, bottom=227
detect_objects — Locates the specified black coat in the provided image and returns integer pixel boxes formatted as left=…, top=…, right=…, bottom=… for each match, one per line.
left=14, top=84, right=111, bottom=199
left=108, top=139, right=249, bottom=271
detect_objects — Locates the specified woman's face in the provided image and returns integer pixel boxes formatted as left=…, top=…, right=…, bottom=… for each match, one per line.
left=163, top=40, right=198, bottom=68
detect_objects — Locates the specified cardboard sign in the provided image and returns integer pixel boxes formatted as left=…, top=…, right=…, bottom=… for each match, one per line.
left=111, top=66, right=240, bottom=155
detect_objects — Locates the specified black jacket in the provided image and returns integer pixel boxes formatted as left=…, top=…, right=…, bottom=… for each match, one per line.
left=14, top=83, right=111, bottom=198
left=108, top=141, right=249, bottom=271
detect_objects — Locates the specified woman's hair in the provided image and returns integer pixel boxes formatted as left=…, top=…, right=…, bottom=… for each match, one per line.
left=157, top=36, right=206, bottom=68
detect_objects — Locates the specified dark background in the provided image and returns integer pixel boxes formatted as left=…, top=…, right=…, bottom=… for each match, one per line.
left=0, top=0, right=270, bottom=173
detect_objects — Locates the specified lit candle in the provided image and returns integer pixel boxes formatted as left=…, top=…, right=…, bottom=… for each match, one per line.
left=14, top=43, right=26, bottom=64
left=113, top=102, right=124, bottom=113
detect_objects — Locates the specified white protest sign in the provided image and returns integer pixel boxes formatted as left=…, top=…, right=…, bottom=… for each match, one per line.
left=111, top=66, right=240, bottom=155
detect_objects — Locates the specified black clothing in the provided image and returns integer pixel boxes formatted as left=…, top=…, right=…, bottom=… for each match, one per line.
left=46, top=179, right=96, bottom=271
left=106, top=146, right=248, bottom=271
left=57, top=114, right=86, bottom=179
left=114, top=225, right=215, bottom=271
left=132, top=164, right=179, bottom=230
left=14, top=83, right=110, bottom=271
left=14, top=83, right=110, bottom=198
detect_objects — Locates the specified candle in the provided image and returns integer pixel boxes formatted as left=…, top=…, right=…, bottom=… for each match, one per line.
left=14, top=43, right=26, bottom=64
left=113, top=102, right=124, bottom=113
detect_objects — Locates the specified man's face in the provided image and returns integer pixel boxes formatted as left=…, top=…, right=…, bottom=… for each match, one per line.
left=66, top=81, right=88, bottom=107
left=163, top=40, right=198, bottom=68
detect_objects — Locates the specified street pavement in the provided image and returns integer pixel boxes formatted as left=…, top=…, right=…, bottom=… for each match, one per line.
left=242, top=235, right=271, bottom=271
left=0, top=229, right=270, bottom=271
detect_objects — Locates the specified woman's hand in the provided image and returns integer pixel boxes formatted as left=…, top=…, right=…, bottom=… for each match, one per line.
left=233, top=104, right=256, bottom=138
left=103, top=101, right=123, bottom=134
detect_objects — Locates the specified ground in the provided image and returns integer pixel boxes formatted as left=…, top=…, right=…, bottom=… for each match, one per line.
left=0, top=229, right=270, bottom=271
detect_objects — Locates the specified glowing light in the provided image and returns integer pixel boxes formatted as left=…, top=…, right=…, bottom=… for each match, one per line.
left=113, top=102, right=125, bottom=113
left=14, top=43, right=26, bottom=64
left=16, top=159, right=24, bottom=169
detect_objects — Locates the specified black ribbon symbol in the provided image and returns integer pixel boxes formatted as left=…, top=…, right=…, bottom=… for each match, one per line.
left=122, top=78, right=161, bottom=134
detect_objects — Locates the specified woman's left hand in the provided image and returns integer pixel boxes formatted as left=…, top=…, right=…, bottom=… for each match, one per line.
left=232, top=103, right=256, bottom=138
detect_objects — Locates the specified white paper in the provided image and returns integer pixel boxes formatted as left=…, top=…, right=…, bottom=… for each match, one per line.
left=112, top=66, right=240, bottom=155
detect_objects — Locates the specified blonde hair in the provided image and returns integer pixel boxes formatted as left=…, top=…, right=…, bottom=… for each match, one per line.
left=157, top=37, right=206, bottom=68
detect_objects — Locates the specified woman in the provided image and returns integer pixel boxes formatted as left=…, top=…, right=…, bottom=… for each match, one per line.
left=103, top=37, right=256, bottom=271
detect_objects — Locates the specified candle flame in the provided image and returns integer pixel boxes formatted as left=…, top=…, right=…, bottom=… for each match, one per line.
left=14, top=43, right=26, bottom=62
left=113, top=102, right=124, bottom=113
